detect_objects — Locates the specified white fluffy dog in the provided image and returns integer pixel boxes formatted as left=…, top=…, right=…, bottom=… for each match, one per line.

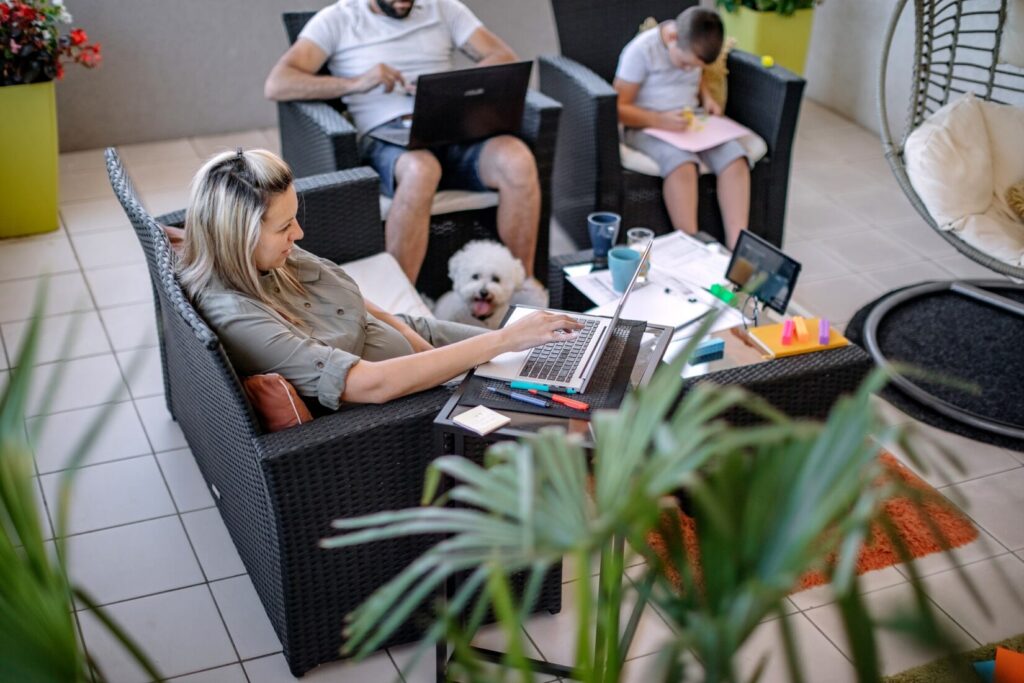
left=433, top=240, right=545, bottom=329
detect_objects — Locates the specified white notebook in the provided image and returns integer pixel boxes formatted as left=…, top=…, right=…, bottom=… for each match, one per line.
left=453, top=405, right=511, bottom=436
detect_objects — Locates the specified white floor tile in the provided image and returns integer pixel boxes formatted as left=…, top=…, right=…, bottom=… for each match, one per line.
left=71, top=229, right=145, bottom=270
left=735, top=613, right=857, bottom=683
left=31, top=475, right=54, bottom=540
left=620, top=650, right=704, bottom=683
left=784, top=196, right=872, bottom=240
left=844, top=155, right=897, bottom=185
left=880, top=422, right=1023, bottom=489
left=817, top=229, right=923, bottom=272
left=59, top=148, right=108, bottom=175
left=167, top=664, right=248, bottom=683
left=789, top=567, right=907, bottom=611
left=2, top=309, right=110, bottom=365
left=886, top=218, right=959, bottom=260
left=792, top=273, right=883, bottom=325
left=933, top=254, right=1008, bottom=279
left=524, top=576, right=675, bottom=667
left=945, top=468, right=1024, bottom=551
left=244, top=651, right=401, bottom=682
left=0, top=334, right=7, bottom=370
left=181, top=508, right=246, bottom=580
left=65, top=516, right=204, bottom=606
left=140, top=187, right=191, bottom=218
left=895, top=527, right=1007, bottom=579
left=27, top=354, right=129, bottom=416
left=0, top=272, right=93, bottom=323
left=28, top=401, right=151, bottom=473
left=794, top=161, right=882, bottom=196
left=127, top=159, right=203, bottom=192
left=60, top=197, right=131, bottom=234
left=156, top=447, right=214, bottom=512
left=831, top=186, right=923, bottom=227
left=99, top=301, right=158, bottom=351
left=861, top=260, right=953, bottom=291
left=0, top=235, right=79, bottom=281
left=78, top=585, right=237, bottom=682
left=797, top=100, right=855, bottom=132
left=135, top=395, right=188, bottom=452
left=210, top=575, right=283, bottom=660
left=804, top=582, right=976, bottom=676
left=117, top=139, right=202, bottom=168
left=261, top=127, right=282, bottom=156
left=60, top=169, right=116, bottom=203
left=921, top=554, right=1024, bottom=645
left=782, top=241, right=852, bottom=282
left=117, top=346, right=165, bottom=398
left=190, top=130, right=270, bottom=159
left=85, top=263, right=152, bottom=308
left=40, top=455, right=175, bottom=536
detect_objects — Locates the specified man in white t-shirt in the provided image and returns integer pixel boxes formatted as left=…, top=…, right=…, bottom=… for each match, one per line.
left=265, top=0, right=541, bottom=289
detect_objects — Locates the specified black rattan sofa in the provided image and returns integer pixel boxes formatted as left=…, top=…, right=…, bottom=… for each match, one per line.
left=276, top=11, right=562, bottom=300
left=539, top=0, right=806, bottom=248
left=105, top=149, right=561, bottom=676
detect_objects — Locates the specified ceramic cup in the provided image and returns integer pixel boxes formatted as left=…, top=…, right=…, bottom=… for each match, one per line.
left=608, top=246, right=641, bottom=293
left=587, top=212, right=621, bottom=267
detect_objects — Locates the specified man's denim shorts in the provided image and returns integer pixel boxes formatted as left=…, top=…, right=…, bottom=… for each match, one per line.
left=359, top=124, right=491, bottom=198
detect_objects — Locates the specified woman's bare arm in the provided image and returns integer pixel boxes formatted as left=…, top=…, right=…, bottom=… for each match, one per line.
left=340, top=311, right=581, bottom=404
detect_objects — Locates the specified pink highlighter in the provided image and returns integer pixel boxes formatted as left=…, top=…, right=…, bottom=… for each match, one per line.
left=781, top=319, right=795, bottom=346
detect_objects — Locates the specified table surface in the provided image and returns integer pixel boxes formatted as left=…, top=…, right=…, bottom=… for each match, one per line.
left=434, top=321, right=674, bottom=446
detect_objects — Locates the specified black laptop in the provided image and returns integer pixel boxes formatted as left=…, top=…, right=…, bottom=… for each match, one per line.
left=369, top=61, right=532, bottom=149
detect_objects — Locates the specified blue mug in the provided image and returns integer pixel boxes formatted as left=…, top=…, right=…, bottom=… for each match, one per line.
left=608, top=247, right=641, bottom=293
left=587, top=212, right=621, bottom=266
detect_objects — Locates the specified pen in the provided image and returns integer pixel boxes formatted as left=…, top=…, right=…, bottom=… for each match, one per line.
left=524, top=389, right=590, bottom=411
left=509, top=381, right=578, bottom=395
left=486, top=385, right=550, bottom=408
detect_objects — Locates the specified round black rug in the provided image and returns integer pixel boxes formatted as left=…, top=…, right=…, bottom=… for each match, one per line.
left=845, top=280, right=1024, bottom=453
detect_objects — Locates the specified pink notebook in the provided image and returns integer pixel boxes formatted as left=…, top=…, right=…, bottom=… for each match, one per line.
left=643, top=115, right=752, bottom=152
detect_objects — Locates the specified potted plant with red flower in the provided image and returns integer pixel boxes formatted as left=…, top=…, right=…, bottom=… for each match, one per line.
left=1, top=0, right=102, bottom=237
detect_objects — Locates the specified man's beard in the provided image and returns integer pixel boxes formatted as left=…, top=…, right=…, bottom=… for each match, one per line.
left=376, top=0, right=414, bottom=19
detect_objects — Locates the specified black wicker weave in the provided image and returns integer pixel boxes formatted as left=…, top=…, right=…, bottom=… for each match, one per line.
left=540, top=0, right=806, bottom=249
left=277, top=11, right=560, bottom=300
left=106, top=148, right=476, bottom=676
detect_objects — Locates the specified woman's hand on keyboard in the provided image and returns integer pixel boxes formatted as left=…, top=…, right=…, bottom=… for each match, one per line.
left=498, top=312, right=583, bottom=353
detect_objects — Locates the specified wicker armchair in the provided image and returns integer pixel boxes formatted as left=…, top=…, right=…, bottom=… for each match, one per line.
left=105, top=149, right=456, bottom=676
left=276, top=11, right=562, bottom=300
left=539, top=0, right=805, bottom=249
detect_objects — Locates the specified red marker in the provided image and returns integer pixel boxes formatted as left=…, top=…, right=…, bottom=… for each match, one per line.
left=526, top=389, right=590, bottom=411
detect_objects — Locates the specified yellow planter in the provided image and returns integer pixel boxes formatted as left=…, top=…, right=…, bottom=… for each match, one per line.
left=722, top=6, right=815, bottom=76
left=0, top=80, right=60, bottom=238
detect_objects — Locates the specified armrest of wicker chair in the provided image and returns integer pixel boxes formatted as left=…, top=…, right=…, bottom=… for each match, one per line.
left=725, top=50, right=805, bottom=165
left=157, top=168, right=384, bottom=266
left=278, top=100, right=361, bottom=179
left=538, top=54, right=622, bottom=247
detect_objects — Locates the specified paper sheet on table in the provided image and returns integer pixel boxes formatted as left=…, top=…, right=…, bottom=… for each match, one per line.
left=643, top=115, right=753, bottom=152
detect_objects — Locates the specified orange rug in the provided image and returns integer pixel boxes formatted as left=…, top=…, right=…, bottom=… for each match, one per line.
left=647, top=452, right=979, bottom=593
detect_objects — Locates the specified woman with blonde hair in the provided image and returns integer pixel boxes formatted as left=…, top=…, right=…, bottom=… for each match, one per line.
left=177, top=148, right=580, bottom=409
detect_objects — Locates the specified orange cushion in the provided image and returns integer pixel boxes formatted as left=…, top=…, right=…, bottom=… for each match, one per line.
left=243, top=373, right=313, bottom=432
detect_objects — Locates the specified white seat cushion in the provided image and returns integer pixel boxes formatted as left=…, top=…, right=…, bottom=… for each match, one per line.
left=619, top=132, right=769, bottom=177
left=905, top=92, right=1024, bottom=266
left=379, top=189, right=499, bottom=220
left=339, top=252, right=433, bottom=318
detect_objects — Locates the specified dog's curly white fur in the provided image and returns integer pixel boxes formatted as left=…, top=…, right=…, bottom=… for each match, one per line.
left=433, top=240, right=544, bottom=329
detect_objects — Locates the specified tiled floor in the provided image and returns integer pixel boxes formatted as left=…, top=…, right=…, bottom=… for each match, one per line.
left=2, top=102, right=1023, bottom=682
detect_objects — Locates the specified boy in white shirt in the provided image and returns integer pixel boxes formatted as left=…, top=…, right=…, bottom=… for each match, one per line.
left=264, top=0, right=541, bottom=289
left=614, top=7, right=751, bottom=249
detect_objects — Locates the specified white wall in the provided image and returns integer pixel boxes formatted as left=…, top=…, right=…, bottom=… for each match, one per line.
left=803, top=0, right=915, bottom=141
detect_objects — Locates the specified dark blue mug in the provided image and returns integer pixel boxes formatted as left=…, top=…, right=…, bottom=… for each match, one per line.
left=587, top=212, right=621, bottom=267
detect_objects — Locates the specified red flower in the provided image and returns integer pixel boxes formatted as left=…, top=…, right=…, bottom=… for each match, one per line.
left=13, top=3, right=36, bottom=21
left=56, top=61, right=65, bottom=80
left=0, top=4, right=10, bottom=21
left=69, top=28, right=88, bottom=46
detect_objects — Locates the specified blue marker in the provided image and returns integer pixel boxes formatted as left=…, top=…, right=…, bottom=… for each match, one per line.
left=487, top=386, right=550, bottom=408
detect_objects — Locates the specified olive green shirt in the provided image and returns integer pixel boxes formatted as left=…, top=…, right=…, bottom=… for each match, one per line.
left=195, top=247, right=482, bottom=410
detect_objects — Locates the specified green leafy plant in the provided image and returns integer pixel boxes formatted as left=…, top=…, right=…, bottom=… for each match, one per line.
left=0, top=291, right=159, bottom=682
left=324, top=317, right=989, bottom=682
left=716, top=0, right=820, bottom=16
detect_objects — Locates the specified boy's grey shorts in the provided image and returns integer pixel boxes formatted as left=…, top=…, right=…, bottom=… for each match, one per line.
left=622, top=128, right=750, bottom=178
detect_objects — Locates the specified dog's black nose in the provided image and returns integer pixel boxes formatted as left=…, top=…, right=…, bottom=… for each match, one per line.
left=478, top=289, right=489, bottom=299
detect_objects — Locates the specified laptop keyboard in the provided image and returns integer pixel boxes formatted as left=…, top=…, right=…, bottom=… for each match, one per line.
left=521, top=318, right=600, bottom=383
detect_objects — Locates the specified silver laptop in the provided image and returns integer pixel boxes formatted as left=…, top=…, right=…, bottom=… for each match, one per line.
left=474, top=241, right=652, bottom=393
